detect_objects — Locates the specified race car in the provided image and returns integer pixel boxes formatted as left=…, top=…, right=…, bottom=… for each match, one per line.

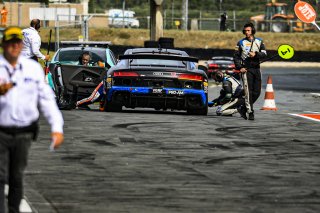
left=102, top=48, right=209, bottom=115
left=48, top=41, right=117, bottom=109
left=206, top=56, right=236, bottom=79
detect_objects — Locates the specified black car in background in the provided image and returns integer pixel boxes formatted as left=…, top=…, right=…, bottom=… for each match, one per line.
left=103, top=48, right=209, bottom=115
left=206, top=56, right=235, bottom=79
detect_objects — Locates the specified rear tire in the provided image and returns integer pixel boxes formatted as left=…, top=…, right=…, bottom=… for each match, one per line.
left=144, top=40, right=159, bottom=48
left=103, top=99, right=122, bottom=112
left=56, top=90, right=76, bottom=110
left=187, top=106, right=208, bottom=115
left=159, top=37, right=174, bottom=49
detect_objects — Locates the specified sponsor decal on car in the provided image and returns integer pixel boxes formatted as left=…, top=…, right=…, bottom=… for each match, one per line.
left=152, top=88, right=163, bottom=94
left=153, top=72, right=164, bottom=76
left=167, top=90, right=184, bottom=95
left=203, top=81, right=208, bottom=93
left=106, top=77, right=112, bottom=88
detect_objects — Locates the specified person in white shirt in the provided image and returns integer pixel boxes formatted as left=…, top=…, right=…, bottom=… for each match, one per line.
left=0, top=27, right=64, bottom=213
left=21, top=19, right=50, bottom=62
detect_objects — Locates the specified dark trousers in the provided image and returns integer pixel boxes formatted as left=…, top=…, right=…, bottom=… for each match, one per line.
left=246, top=68, right=262, bottom=113
left=30, top=56, right=38, bottom=62
left=0, top=131, right=32, bottom=213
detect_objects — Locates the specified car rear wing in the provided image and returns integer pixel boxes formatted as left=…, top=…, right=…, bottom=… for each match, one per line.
left=119, top=54, right=199, bottom=63
left=60, top=41, right=112, bottom=47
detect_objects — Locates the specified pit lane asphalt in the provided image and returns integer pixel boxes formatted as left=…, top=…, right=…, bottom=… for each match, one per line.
left=23, top=66, right=320, bottom=213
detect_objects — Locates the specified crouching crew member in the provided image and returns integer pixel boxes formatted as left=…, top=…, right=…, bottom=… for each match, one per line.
left=209, top=71, right=247, bottom=119
left=0, top=27, right=64, bottom=213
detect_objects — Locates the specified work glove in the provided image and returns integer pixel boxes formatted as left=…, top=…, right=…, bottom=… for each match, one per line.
left=0, top=82, right=14, bottom=95
left=50, top=132, right=64, bottom=151
left=208, top=101, right=218, bottom=107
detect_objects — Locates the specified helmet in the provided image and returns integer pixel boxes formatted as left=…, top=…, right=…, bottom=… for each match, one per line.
left=213, top=71, right=224, bottom=82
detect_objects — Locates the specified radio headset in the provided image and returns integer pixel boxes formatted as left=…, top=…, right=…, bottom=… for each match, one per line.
left=31, top=19, right=41, bottom=31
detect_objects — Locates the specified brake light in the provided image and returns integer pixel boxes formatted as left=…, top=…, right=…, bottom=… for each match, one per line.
left=113, top=71, right=139, bottom=77
left=179, top=74, right=203, bottom=81
left=209, top=63, right=219, bottom=68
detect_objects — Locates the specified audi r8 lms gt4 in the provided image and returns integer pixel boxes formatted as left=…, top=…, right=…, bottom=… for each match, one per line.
left=103, top=48, right=209, bottom=115
left=48, top=41, right=117, bottom=109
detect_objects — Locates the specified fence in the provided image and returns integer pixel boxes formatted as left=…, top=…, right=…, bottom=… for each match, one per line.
left=54, top=14, right=110, bottom=50
left=53, top=13, right=319, bottom=50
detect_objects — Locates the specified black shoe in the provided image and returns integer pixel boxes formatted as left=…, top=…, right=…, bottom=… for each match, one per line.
left=237, top=106, right=247, bottom=120
left=248, top=113, right=254, bottom=120
left=77, top=105, right=91, bottom=110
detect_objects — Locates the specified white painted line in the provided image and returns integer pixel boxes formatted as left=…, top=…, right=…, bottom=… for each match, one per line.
left=5, top=184, right=33, bottom=212
left=310, top=93, right=320, bottom=97
left=290, top=113, right=320, bottom=123
left=20, top=199, right=33, bottom=213
left=304, top=111, right=320, bottom=114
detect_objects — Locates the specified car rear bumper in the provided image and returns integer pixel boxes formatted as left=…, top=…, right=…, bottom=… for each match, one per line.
left=106, top=86, right=207, bottom=109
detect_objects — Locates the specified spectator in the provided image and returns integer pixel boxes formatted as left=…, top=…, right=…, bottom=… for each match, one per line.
left=220, top=12, right=227, bottom=31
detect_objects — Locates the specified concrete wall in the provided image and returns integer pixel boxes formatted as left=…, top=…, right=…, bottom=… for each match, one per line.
left=0, top=2, right=86, bottom=27
left=1, top=2, right=41, bottom=27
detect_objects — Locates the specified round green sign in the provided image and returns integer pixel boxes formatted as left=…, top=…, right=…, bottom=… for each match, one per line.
left=278, top=44, right=294, bottom=60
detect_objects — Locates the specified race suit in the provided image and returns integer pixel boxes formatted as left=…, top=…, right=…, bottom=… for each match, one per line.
left=21, top=27, right=46, bottom=61
left=233, top=37, right=267, bottom=113
left=213, top=76, right=244, bottom=116
left=76, top=81, right=104, bottom=110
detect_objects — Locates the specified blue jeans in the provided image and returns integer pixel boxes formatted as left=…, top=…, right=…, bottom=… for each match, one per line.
left=0, top=131, right=32, bottom=213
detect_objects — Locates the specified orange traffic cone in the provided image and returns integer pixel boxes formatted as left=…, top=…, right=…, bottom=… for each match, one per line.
left=261, top=75, right=277, bottom=111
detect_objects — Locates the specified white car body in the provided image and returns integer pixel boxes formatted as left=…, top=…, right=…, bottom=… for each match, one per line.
left=108, top=9, right=140, bottom=28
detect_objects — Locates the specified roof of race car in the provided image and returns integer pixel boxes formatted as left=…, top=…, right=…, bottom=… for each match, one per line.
left=57, top=46, right=110, bottom=52
left=124, top=48, right=189, bottom=57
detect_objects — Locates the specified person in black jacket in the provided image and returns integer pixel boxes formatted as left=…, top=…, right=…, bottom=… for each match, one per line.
left=233, top=22, right=267, bottom=120
left=220, top=12, right=227, bottom=31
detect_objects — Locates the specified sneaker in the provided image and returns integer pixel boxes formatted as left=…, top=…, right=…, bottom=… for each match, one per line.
left=248, top=112, right=254, bottom=120
left=237, top=106, right=247, bottom=120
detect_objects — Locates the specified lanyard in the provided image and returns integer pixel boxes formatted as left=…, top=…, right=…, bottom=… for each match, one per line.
left=4, top=63, right=22, bottom=85
left=248, top=37, right=255, bottom=53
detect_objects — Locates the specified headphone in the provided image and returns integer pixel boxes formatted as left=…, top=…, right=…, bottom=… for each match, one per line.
left=31, top=19, right=41, bottom=30
left=242, top=23, right=255, bottom=35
